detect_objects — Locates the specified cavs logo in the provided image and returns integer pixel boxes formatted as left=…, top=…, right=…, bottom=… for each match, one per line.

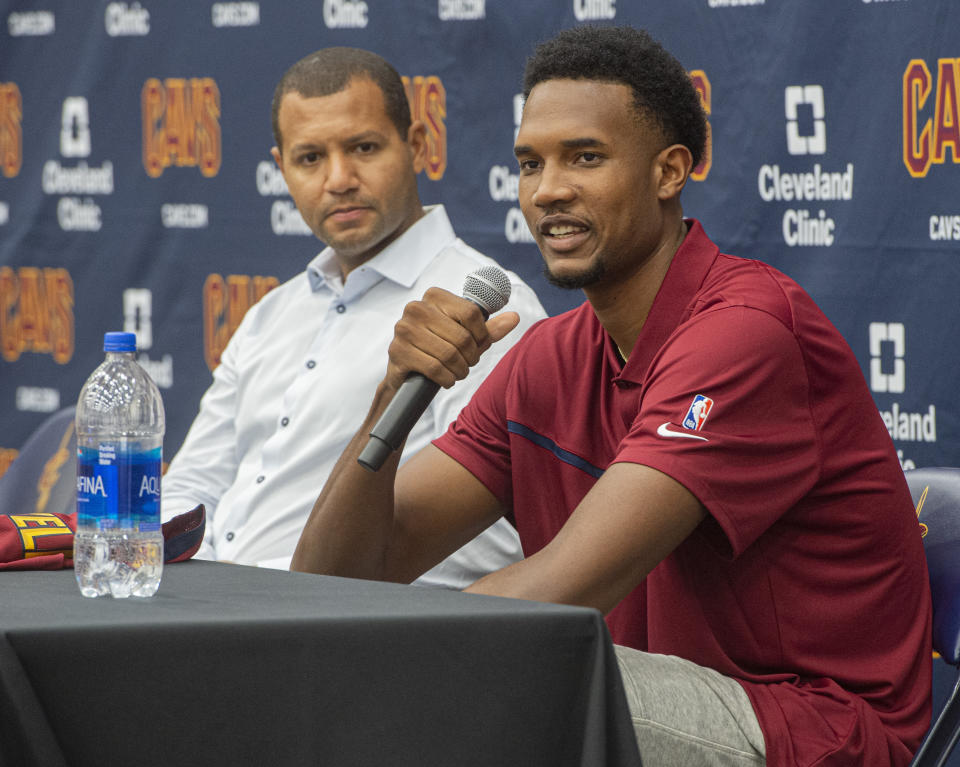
left=0, top=82, right=23, bottom=178
left=142, top=77, right=222, bottom=177
left=903, top=57, right=960, bottom=178
left=0, top=449, right=18, bottom=480
left=689, top=70, right=712, bottom=181
left=403, top=75, right=446, bottom=181
left=0, top=266, right=75, bottom=363
left=10, top=513, right=73, bottom=559
left=203, top=273, right=278, bottom=370
left=914, top=484, right=929, bottom=539
left=36, top=419, right=74, bottom=513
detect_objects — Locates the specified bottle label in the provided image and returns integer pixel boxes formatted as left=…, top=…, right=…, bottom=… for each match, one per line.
left=76, top=445, right=162, bottom=532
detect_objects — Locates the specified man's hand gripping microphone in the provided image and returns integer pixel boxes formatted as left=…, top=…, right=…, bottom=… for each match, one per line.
left=357, top=267, right=512, bottom=472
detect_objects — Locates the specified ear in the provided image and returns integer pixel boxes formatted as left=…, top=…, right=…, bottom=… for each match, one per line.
left=406, top=120, right=429, bottom=175
left=655, top=144, right=694, bottom=201
left=270, top=146, right=284, bottom=173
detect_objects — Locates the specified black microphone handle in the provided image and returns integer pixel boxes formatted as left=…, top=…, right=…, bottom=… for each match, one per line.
left=357, top=373, right=440, bottom=471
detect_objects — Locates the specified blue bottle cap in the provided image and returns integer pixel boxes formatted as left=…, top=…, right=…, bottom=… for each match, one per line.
left=103, top=331, right=137, bottom=352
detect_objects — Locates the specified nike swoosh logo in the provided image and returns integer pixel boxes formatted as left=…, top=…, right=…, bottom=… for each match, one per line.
left=657, top=422, right=708, bottom=442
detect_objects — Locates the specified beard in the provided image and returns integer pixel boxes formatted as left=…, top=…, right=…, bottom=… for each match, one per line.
left=542, top=256, right=606, bottom=290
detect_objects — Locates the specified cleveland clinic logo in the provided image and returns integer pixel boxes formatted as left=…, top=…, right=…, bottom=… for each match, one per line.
left=868, top=322, right=936, bottom=467
left=573, top=0, right=615, bottom=20
left=488, top=94, right=535, bottom=246
left=105, top=2, right=150, bottom=36
left=869, top=322, right=904, bottom=393
left=757, top=84, right=853, bottom=247
left=42, top=96, right=114, bottom=232
left=785, top=85, right=826, bottom=156
left=322, top=0, right=367, bottom=27
left=123, top=289, right=173, bottom=388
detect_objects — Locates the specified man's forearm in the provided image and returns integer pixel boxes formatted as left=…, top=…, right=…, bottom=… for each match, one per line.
left=290, top=382, right=404, bottom=579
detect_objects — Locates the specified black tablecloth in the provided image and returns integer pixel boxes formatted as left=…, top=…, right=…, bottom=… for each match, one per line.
left=0, top=561, right=641, bottom=767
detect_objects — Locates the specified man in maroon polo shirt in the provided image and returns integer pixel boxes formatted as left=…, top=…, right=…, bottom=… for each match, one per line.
left=292, top=26, right=931, bottom=766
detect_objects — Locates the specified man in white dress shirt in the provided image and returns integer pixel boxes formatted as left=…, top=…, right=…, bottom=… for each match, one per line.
left=160, top=47, right=546, bottom=583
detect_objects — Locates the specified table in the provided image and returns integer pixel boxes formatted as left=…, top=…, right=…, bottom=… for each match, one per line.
left=0, top=561, right=641, bottom=767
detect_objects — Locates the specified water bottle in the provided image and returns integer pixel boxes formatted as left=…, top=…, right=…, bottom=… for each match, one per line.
left=74, top=331, right=165, bottom=598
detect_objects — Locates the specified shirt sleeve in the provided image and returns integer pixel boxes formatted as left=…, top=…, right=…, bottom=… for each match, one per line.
left=614, top=305, right=821, bottom=557
left=160, top=318, right=249, bottom=560
left=433, top=329, right=530, bottom=509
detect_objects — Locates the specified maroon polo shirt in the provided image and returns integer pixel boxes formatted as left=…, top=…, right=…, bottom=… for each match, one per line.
left=435, top=220, right=931, bottom=766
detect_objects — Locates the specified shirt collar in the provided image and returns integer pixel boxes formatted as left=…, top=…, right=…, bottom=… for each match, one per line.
left=306, top=204, right=456, bottom=296
left=616, top=219, right=720, bottom=383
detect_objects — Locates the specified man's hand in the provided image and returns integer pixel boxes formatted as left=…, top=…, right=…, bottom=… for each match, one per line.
left=385, top=287, right=520, bottom=391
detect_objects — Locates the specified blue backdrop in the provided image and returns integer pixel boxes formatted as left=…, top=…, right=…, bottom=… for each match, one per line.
left=2, top=1, right=959, bottom=756
left=2, top=2, right=957, bottom=475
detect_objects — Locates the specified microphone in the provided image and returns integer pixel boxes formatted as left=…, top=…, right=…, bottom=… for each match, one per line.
left=357, top=266, right=512, bottom=472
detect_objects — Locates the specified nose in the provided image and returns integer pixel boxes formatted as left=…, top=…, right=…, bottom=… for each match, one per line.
left=325, top=152, right=358, bottom=195
left=529, top=163, right=576, bottom=209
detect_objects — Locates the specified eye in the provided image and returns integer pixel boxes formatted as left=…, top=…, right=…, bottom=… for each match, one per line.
left=354, top=142, right=377, bottom=154
left=576, top=151, right=602, bottom=164
left=298, top=151, right=321, bottom=165
left=518, top=158, right=541, bottom=173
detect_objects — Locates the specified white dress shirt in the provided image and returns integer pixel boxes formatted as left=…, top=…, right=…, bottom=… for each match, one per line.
left=160, top=205, right=546, bottom=588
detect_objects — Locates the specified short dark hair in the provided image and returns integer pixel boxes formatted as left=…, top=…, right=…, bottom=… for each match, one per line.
left=271, top=47, right=411, bottom=151
left=522, top=26, right=707, bottom=169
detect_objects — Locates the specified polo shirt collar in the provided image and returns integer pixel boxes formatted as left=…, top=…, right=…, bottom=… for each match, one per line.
left=306, top=204, right=456, bottom=296
left=616, top=219, right=720, bottom=383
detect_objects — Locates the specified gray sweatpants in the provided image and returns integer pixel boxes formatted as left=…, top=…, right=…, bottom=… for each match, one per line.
left=614, top=646, right=766, bottom=766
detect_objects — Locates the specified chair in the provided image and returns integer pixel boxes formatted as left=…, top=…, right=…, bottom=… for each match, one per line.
left=905, top=467, right=960, bottom=767
left=0, top=406, right=77, bottom=517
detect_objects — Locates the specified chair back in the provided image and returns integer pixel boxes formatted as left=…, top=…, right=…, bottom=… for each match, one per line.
left=907, top=468, right=960, bottom=666
left=905, top=467, right=960, bottom=767
left=0, top=406, right=77, bottom=517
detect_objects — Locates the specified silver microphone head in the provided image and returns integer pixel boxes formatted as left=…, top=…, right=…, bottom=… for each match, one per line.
left=462, top=266, right=512, bottom=317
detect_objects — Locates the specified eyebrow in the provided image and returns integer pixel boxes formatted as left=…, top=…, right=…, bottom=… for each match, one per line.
left=289, top=142, right=320, bottom=155
left=513, top=136, right=608, bottom=157
left=289, top=130, right=389, bottom=154
left=343, top=130, right=388, bottom=145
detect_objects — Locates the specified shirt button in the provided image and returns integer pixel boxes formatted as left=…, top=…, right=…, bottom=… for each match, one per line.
left=225, top=532, right=235, bottom=542
left=281, top=417, right=290, bottom=427
left=336, top=304, right=346, bottom=314
left=306, top=360, right=316, bottom=369
left=256, top=475, right=265, bottom=484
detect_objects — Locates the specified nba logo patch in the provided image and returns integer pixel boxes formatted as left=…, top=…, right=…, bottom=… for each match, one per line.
left=682, top=394, right=714, bottom=431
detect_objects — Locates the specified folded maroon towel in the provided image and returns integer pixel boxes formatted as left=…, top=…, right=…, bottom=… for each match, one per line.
left=0, top=504, right=205, bottom=571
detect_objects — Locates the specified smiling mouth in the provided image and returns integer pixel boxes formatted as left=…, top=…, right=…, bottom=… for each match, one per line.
left=545, top=223, right=587, bottom=237
left=538, top=214, right=589, bottom=239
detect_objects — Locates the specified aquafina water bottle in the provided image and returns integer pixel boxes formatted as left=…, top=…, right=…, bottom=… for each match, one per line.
left=74, top=331, right=165, bottom=598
